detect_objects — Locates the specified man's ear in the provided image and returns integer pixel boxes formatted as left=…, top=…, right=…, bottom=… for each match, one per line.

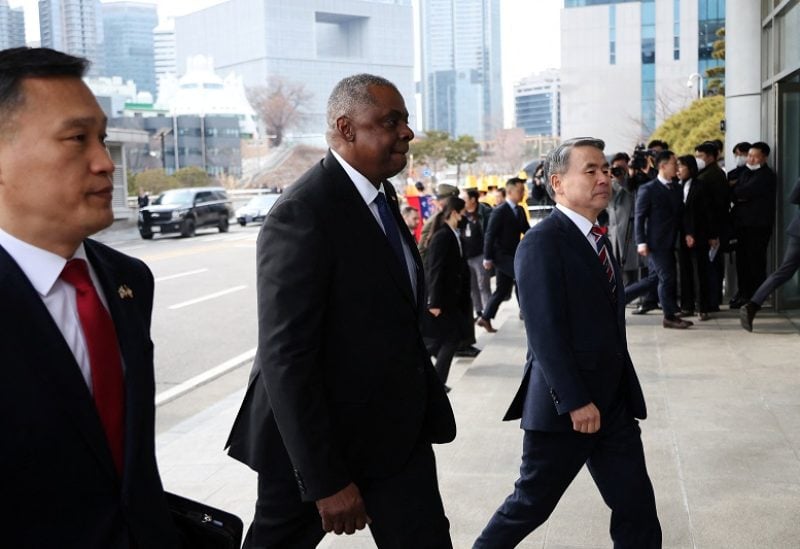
left=336, top=116, right=355, bottom=142
left=550, top=173, right=561, bottom=195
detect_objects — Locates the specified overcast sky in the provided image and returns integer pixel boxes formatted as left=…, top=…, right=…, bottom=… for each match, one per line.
left=10, top=0, right=561, bottom=128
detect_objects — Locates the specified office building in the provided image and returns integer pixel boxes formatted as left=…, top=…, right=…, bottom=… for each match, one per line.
left=102, top=1, right=158, bottom=95
left=514, top=69, right=560, bottom=137
left=0, top=1, right=25, bottom=49
left=173, top=0, right=414, bottom=145
left=419, top=0, right=502, bottom=141
left=561, top=0, right=724, bottom=154
left=38, top=0, right=104, bottom=75
left=153, top=19, right=176, bottom=97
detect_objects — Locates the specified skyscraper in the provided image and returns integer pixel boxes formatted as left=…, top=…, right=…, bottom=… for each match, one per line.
left=419, top=0, right=502, bottom=141
left=38, top=0, right=104, bottom=75
left=0, top=0, right=25, bottom=49
left=102, top=1, right=158, bottom=96
left=514, top=70, right=561, bottom=137
left=561, top=0, right=725, bottom=154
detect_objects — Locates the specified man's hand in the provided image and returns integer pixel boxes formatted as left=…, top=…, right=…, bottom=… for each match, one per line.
left=685, top=235, right=695, bottom=248
left=637, top=243, right=649, bottom=257
left=569, top=402, right=601, bottom=434
left=429, top=307, right=441, bottom=317
left=315, top=483, right=371, bottom=535
left=482, top=259, right=494, bottom=270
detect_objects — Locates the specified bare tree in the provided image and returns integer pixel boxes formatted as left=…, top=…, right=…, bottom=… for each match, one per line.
left=247, top=76, right=312, bottom=147
left=485, top=128, right=528, bottom=174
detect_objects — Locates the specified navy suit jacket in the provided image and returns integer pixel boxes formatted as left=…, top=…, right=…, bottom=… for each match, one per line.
left=504, top=208, right=647, bottom=431
left=635, top=178, right=683, bottom=251
left=226, top=151, right=456, bottom=502
left=0, top=240, right=179, bottom=549
left=483, top=201, right=529, bottom=277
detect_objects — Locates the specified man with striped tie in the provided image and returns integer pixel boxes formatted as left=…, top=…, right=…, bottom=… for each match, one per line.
left=474, top=137, right=661, bottom=549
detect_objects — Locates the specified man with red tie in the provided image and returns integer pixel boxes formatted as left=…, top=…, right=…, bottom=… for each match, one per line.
left=0, top=48, right=180, bottom=548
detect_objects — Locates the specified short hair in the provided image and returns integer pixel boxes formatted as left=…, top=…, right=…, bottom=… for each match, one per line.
left=677, top=155, right=699, bottom=179
left=647, top=139, right=669, bottom=150
left=750, top=141, right=771, bottom=156
left=465, top=188, right=479, bottom=201
left=0, top=47, right=89, bottom=135
left=326, top=73, right=400, bottom=144
left=543, top=137, right=605, bottom=200
left=611, top=152, right=630, bottom=164
left=401, top=205, right=418, bottom=217
left=694, top=141, right=719, bottom=159
left=655, top=150, right=675, bottom=167
left=495, top=187, right=506, bottom=199
left=505, top=176, right=525, bottom=188
left=733, top=141, right=752, bottom=155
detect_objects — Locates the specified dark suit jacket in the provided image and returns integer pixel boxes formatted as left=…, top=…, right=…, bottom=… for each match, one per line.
left=0, top=240, right=179, bottom=549
left=732, top=165, right=777, bottom=228
left=634, top=178, right=683, bottom=251
left=225, top=151, right=456, bottom=502
left=483, top=201, right=529, bottom=277
left=425, top=227, right=470, bottom=311
left=696, top=164, right=727, bottom=241
left=503, top=208, right=647, bottom=431
left=682, top=178, right=715, bottom=242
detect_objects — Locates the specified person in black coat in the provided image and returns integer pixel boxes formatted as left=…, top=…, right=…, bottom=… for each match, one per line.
left=423, top=196, right=471, bottom=389
left=730, top=142, right=777, bottom=307
left=677, top=155, right=714, bottom=320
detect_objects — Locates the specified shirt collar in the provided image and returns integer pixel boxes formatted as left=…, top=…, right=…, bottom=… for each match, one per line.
left=331, top=148, right=385, bottom=205
left=0, top=227, right=88, bottom=297
left=657, top=175, right=672, bottom=185
left=505, top=198, right=517, bottom=209
left=556, top=203, right=595, bottom=237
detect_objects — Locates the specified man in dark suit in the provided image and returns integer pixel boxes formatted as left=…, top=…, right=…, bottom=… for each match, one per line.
left=0, top=48, right=179, bottom=548
left=225, top=74, right=456, bottom=548
left=474, top=137, right=661, bottom=548
left=624, top=150, right=692, bottom=329
left=477, top=177, right=529, bottom=333
left=730, top=142, right=777, bottom=308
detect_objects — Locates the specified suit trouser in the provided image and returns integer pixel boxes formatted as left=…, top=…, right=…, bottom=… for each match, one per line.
left=751, top=234, right=800, bottom=306
left=624, top=250, right=678, bottom=317
left=426, top=312, right=461, bottom=385
left=474, top=400, right=661, bottom=549
left=244, top=441, right=452, bottom=549
left=679, top=240, right=710, bottom=313
left=735, top=226, right=772, bottom=299
left=482, top=270, right=514, bottom=321
left=467, top=255, right=492, bottom=315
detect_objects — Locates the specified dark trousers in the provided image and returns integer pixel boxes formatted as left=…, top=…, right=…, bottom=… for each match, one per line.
left=751, top=234, right=800, bottom=306
left=426, top=312, right=461, bottom=385
left=482, top=270, right=514, bottom=320
left=679, top=239, right=710, bottom=313
left=707, top=250, right=725, bottom=309
left=735, top=226, right=773, bottom=300
left=244, top=442, right=452, bottom=549
left=474, top=400, right=661, bottom=549
left=624, top=250, right=678, bottom=317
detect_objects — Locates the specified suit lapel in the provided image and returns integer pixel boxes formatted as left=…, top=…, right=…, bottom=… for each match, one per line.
left=0, top=244, right=119, bottom=481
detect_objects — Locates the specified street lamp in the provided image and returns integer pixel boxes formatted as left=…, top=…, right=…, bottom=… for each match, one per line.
left=687, top=72, right=704, bottom=99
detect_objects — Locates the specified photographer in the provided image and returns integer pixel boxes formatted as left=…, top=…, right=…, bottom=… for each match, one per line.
left=606, top=153, right=639, bottom=285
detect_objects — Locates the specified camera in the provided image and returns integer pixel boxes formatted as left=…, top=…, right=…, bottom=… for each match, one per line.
left=630, top=144, right=655, bottom=171
left=610, top=165, right=626, bottom=179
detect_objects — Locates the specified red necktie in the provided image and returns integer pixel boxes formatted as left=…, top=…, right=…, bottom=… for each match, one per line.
left=60, top=259, right=125, bottom=475
left=590, top=226, right=617, bottom=296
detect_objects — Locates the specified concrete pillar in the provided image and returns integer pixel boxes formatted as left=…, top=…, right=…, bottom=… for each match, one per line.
left=724, top=0, right=762, bottom=167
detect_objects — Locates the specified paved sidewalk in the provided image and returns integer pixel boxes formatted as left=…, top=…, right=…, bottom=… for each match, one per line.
left=156, top=303, right=800, bottom=548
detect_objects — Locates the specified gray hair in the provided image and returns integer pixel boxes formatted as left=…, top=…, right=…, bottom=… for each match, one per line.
left=543, top=137, right=605, bottom=199
left=326, top=73, right=399, bottom=144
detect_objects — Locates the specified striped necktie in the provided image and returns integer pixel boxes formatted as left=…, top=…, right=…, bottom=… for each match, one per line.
left=589, top=225, right=616, bottom=297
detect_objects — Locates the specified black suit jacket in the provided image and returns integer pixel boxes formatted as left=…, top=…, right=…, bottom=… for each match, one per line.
left=682, top=178, right=715, bottom=242
left=425, top=227, right=470, bottom=311
left=0, top=240, right=179, bottom=549
left=504, top=208, right=647, bottom=431
left=732, top=165, right=777, bottom=228
left=634, top=178, right=683, bottom=251
left=225, top=151, right=456, bottom=502
left=483, top=201, right=529, bottom=276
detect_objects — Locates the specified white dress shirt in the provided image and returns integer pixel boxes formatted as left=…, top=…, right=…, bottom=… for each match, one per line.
left=0, top=228, right=111, bottom=392
left=682, top=178, right=692, bottom=203
left=556, top=203, right=598, bottom=252
left=330, top=149, right=418, bottom=298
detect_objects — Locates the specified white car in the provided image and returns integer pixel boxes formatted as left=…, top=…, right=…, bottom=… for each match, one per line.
left=236, top=194, right=280, bottom=226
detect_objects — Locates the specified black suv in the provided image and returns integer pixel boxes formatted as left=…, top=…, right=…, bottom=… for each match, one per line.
left=138, top=187, right=234, bottom=239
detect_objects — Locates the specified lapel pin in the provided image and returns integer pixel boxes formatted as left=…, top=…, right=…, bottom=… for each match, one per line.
left=118, top=285, right=134, bottom=299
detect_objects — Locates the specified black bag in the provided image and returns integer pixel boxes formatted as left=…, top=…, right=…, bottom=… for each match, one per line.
left=165, top=492, right=243, bottom=549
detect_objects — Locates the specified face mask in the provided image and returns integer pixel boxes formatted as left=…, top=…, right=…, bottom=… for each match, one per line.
left=695, top=158, right=706, bottom=171
left=736, top=155, right=747, bottom=167
left=746, top=163, right=761, bottom=171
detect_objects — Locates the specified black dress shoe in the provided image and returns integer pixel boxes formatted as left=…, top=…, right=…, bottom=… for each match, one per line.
left=679, top=309, right=695, bottom=317
left=663, top=317, right=691, bottom=329
left=729, top=297, right=746, bottom=309
left=476, top=317, right=497, bottom=333
left=455, top=346, right=481, bottom=358
left=632, top=303, right=659, bottom=315
left=740, top=302, right=760, bottom=332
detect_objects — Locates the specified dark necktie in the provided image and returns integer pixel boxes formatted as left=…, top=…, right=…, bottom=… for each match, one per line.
left=374, top=192, right=410, bottom=285
left=60, top=259, right=125, bottom=475
left=589, top=226, right=617, bottom=297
